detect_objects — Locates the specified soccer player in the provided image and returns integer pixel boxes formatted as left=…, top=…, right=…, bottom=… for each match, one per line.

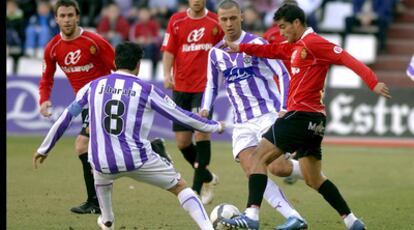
left=33, top=42, right=225, bottom=230
left=221, top=4, right=391, bottom=230
left=161, top=0, right=224, bottom=204
left=39, top=0, right=115, bottom=214
left=200, top=1, right=306, bottom=229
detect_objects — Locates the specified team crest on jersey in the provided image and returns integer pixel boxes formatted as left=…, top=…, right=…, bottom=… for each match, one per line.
left=90, top=45, right=97, bottom=55
left=243, top=55, right=252, bottom=65
left=300, top=48, right=307, bottom=59
left=212, top=26, right=219, bottom=36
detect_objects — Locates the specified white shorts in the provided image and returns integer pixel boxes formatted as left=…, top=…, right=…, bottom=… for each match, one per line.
left=93, top=152, right=181, bottom=190
left=232, top=112, right=278, bottom=160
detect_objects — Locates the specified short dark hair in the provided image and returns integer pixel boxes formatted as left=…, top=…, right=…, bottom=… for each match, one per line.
left=115, top=42, right=144, bottom=71
left=274, top=4, right=306, bottom=25
left=217, top=0, right=240, bottom=11
left=54, top=0, right=80, bottom=16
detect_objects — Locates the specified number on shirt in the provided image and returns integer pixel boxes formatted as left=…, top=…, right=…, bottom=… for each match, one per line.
left=103, top=99, right=125, bottom=135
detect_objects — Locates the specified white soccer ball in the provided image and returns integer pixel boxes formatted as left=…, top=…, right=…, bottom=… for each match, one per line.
left=210, top=203, right=241, bottom=230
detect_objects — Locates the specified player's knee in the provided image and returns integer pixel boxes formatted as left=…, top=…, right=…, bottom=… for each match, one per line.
left=168, top=179, right=188, bottom=195
left=194, top=131, right=210, bottom=141
left=304, top=176, right=324, bottom=190
left=268, top=159, right=291, bottom=177
left=75, top=135, right=88, bottom=154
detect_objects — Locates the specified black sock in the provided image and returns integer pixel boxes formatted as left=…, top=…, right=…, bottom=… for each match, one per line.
left=191, top=141, right=213, bottom=194
left=247, top=174, right=267, bottom=208
left=179, top=144, right=196, bottom=167
left=79, top=153, right=97, bottom=204
left=195, top=140, right=213, bottom=182
left=318, top=179, right=351, bottom=216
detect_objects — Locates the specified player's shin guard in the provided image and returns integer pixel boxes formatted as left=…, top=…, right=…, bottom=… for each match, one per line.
left=247, top=174, right=268, bottom=208
left=318, top=179, right=351, bottom=216
left=79, top=153, right=98, bottom=204
left=178, top=188, right=213, bottom=230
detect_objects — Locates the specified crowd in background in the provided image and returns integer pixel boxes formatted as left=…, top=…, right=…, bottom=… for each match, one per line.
left=7, top=0, right=405, bottom=74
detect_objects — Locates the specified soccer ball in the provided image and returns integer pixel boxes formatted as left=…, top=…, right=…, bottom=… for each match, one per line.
left=210, top=203, right=241, bottom=230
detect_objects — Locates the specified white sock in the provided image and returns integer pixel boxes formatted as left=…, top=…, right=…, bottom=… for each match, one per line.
left=245, top=207, right=260, bottom=221
left=290, top=159, right=303, bottom=179
left=95, top=182, right=114, bottom=223
left=344, top=213, right=358, bottom=229
left=178, top=188, right=213, bottom=230
left=263, top=179, right=302, bottom=219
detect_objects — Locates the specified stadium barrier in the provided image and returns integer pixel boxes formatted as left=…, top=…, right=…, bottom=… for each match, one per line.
left=7, top=76, right=414, bottom=146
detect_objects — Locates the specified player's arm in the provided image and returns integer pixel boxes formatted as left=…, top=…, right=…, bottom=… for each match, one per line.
left=226, top=41, right=292, bottom=60
left=33, top=83, right=91, bottom=169
left=162, top=51, right=175, bottom=89
left=200, top=49, right=221, bottom=117
left=266, top=58, right=290, bottom=112
left=161, top=18, right=177, bottom=89
left=39, top=44, right=57, bottom=117
left=149, top=86, right=224, bottom=133
left=96, top=34, right=116, bottom=71
left=308, top=38, right=391, bottom=98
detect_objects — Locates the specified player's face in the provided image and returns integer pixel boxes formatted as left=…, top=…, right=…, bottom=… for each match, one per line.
left=218, top=7, right=242, bottom=42
left=55, top=6, right=80, bottom=38
left=188, top=0, right=205, bottom=13
left=277, top=18, right=300, bottom=43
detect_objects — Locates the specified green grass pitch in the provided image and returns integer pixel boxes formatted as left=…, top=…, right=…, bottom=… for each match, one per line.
left=7, top=136, right=414, bottom=229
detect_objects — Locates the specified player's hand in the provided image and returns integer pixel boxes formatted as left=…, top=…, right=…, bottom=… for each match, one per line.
left=163, top=75, right=175, bottom=89
left=278, top=110, right=287, bottom=118
left=33, top=152, right=47, bottom=169
left=199, top=109, right=209, bottom=118
left=221, top=40, right=240, bottom=53
left=373, top=82, right=391, bottom=99
left=40, top=100, right=52, bottom=117
left=218, top=121, right=225, bottom=134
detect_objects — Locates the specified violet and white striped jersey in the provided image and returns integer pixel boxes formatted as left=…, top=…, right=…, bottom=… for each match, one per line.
left=202, top=31, right=290, bottom=124
left=37, top=71, right=222, bottom=174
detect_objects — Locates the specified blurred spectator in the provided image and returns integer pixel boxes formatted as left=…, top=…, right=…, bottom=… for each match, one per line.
left=296, top=0, right=322, bottom=32
left=129, top=7, right=161, bottom=78
left=75, top=0, right=102, bottom=27
left=16, top=0, right=37, bottom=24
left=96, top=3, right=130, bottom=47
left=345, top=0, right=394, bottom=52
left=24, top=0, right=58, bottom=59
left=148, top=0, right=178, bottom=29
left=7, top=0, right=25, bottom=73
left=243, top=6, right=266, bottom=36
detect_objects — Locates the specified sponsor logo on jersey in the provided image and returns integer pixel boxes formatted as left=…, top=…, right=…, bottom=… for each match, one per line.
left=164, top=95, right=177, bottom=107
left=243, top=55, right=252, bottom=65
left=61, top=63, right=94, bottom=73
left=90, top=45, right=97, bottom=55
left=187, top=28, right=205, bottom=42
left=333, top=46, right=343, bottom=54
left=182, top=43, right=213, bottom=52
left=64, top=49, right=82, bottom=65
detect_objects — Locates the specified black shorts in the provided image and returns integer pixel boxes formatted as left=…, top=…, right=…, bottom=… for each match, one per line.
left=79, top=109, right=90, bottom=137
left=172, top=91, right=212, bottom=132
left=263, top=111, right=326, bottom=160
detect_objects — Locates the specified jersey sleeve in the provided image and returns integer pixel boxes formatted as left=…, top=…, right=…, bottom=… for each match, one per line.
left=201, top=48, right=221, bottom=112
left=95, top=34, right=116, bottom=71
left=160, top=16, right=178, bottom=54
left=263, top=58, right=290, bottom=111
left=37, top=83, right=90, bottom=155
left=39, top=42, right=57, bottom=105
left=305, top=37, right=379, bottom=90
left=149, top=85, right=221, bottom=133
left=239, top=42, right=293, bottom=60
